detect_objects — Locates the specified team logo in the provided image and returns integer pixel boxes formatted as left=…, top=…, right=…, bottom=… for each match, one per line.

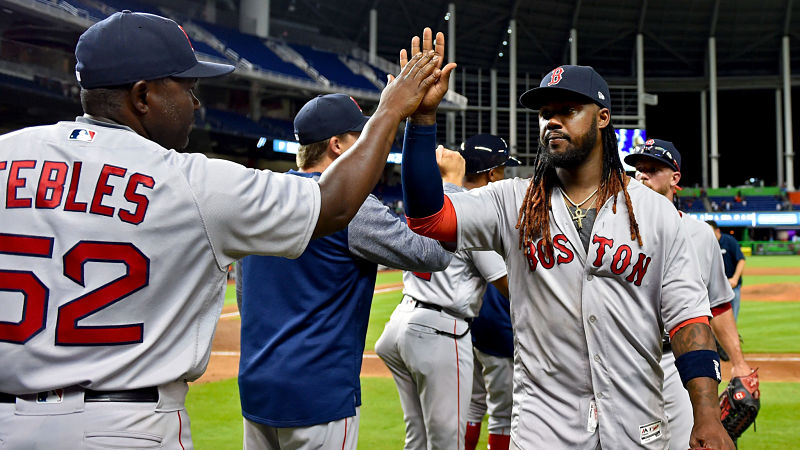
left=645, top=139, right=654, bottom=146
left=734, top=391, right=746, bottom=401
left=547, top=67, right=564, bottom=86
left=714, top=360, right=721, bottom=381
left=597, top=91, right=605, bottom=100
left=36, top=389, right=64, bottom=404
left=69, top=129, right=96, bottom=142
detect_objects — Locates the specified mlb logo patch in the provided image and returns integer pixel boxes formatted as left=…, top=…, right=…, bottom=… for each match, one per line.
left=69, top=129, right=96, bottom=142
left=36, top=389, right=64, bottom=404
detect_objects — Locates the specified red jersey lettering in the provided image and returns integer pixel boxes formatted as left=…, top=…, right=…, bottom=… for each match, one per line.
left=119, top=173, right=155, bottom=225
left=65, top=161, right=88, bottom=212
left=591, top=235, right=614, bottom=267
left=7, top=160, right=36, bottom=208
left=611, top=244, right=632, bottom=275
left=625, top=253, right=652, bottom=286
left=553, top=234, right=574, bottom=264
left=90, top=164, right=126, bottom=217
left=525, top=241, right=538, bottom=272
left=36, top=161, right=69, bottom=209
left=537, top=239, right=555, bottom=269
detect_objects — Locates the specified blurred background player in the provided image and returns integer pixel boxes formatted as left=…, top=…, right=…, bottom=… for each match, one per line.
left=375, top=142, right=509, bottom=449
left=236, top=93, right=452, bottom=450
left=455, top=134, right=519, bottom=450
left=707, top=221, right=747, bottom=321
left=625, top=139, right=756, bottom=448
left=0, top=11, right=441, bottom=448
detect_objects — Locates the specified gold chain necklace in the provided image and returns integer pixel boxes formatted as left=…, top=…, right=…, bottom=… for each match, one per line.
left=562, top=187, right=599, bottom=230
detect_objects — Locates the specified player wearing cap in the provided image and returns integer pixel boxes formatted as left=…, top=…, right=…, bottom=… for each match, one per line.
left=236, top=93, right=452, bottom=450
left=0, top=11, right=442, bottom=448
left=455, top=134, right=518, bottom=450
left=398, top=35, right=734, bottom=450
left=624, top=140, right=755, bottom=449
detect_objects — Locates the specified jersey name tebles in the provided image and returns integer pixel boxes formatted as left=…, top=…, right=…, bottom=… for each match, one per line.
left=447, top=177, right=710, bottom=448
left=0, top=118, right=319, bottom=394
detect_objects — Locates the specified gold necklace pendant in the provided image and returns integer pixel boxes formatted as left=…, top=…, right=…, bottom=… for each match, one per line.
left=571, top=206, right=588, bottom=229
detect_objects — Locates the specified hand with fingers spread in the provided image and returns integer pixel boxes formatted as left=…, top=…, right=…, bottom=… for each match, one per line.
left=390, top=27, right=457, bottom=125
left=379, top=50, right=440, bottom=121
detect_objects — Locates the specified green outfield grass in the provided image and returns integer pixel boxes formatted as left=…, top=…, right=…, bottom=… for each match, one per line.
left=186, top=378, right=799, bottom=449
left=376, top=270, right=403, bottom=285
left=738, top=301, right=800, bottom=353
left=365, top=290, right=403, bottom=352
left=744, top=255, right=800, bottom=268
left=224, top=284, right=237, bottom=306
left=746, top=275, right=800, bottom=285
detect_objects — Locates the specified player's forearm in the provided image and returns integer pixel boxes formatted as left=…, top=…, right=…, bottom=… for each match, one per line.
left=401, top=122, right=442, bottom=218
left=710, top=308, right=750, bottom=375
left=731, top=259, right=746, bottom=283
left=314, top=108, right=403, bottom=238
left=686, top=376, right=725, bottom=427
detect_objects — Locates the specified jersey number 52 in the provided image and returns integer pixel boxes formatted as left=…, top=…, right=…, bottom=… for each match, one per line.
left=0, top=232, right=149, bottom=346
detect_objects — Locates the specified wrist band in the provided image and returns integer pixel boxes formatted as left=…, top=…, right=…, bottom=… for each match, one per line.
left=674, top=349, right=721, bottom=386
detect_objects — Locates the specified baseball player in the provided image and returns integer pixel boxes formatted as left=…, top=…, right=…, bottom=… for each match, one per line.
left=399, top=41, right=735, bottom=450
left=624, top=139, right=755, bottom=449
left=456, top=134, right=518, bottom=450
left=375, top=140, right=509, bottom=450
left=0, top=11, right=441, bottom=448
left=237, top=92, right=453, bottom=450
left=708, top=221, right=747, bottom=320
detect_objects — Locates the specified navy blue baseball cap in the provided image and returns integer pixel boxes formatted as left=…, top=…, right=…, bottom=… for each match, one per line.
left=75, top=11, right=234, bottom=89
left=294, top=94, right=369, bottom=145
left=624, top=138, right=681, bottom=172
left=519, top=65, right=611, bottom=112
left=459, top=134, right=521, bottom=174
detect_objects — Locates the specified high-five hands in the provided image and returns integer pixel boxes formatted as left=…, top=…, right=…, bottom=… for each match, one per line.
left=379, top=50, right=440, bottom=121
left=388, top=28, right=457, bottom=125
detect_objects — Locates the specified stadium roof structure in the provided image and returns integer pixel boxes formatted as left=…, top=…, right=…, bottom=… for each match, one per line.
left=263, top=0, right=800, bottom=89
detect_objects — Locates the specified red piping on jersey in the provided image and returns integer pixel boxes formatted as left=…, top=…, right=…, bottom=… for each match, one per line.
left=710, top=302, right=732, bottom=318
left=177, top=411, right=185, bottom=450
left=342, top=417, right=347, bottom=450
left=407, top=196, right=458, bottom=243
left=669, top=316, right=710, bottom=339
left=454, top=319, right=461, bottom=450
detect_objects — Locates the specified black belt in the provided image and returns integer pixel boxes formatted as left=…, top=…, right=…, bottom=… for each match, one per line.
left=414, top=300, right=443, bottom=312
left=0, top=387, right=158, bottom=403
left=662, top=336, right=672, bottom=353
left=413, top=300, right=472, bottom=339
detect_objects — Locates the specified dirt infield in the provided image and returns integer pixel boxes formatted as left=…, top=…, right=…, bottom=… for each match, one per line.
left=195, top=276, right=800, bottom=385
left=742, top=283, right=800, bottom=302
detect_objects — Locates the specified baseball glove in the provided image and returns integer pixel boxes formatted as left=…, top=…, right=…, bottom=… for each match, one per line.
left=719, top=368, right=760, bottom=440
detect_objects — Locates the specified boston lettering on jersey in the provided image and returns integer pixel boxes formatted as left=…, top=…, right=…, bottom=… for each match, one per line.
left=525, top=233, right=651, bottom=286
left=0, top=160, right=154, bottom=225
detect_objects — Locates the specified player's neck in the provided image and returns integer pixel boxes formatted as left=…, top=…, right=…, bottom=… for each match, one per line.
left=555, top=144, right=603, bottom=202
left=300, top=157, right=334, bottom=174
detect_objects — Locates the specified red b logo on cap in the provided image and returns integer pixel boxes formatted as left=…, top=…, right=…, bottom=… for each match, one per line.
left=547, top=67, right=564, bottom=86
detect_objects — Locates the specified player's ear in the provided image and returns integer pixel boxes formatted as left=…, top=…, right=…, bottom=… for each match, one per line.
left=597, top=107, right=610, bottom=129
left=672, top=171, right=682, bottom=187
left=130, top=81, right=149, bottom=114
left=328, top=136, right=344, bottom=157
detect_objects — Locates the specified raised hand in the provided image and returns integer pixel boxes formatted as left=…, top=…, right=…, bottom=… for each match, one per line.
left=404, top=28, right=457, bottom=125
left=378, top=51, right=439, bottom=121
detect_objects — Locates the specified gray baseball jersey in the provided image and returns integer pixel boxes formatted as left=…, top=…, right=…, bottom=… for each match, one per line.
left=662, top=212, right=735, bottom=449
left=375, top=182, right=507, bottom=449
left=0, top=117, right=319, bottom=394
left=447, top=177, right=710, bottom=449
left=401, top=183, right=507, bottom=318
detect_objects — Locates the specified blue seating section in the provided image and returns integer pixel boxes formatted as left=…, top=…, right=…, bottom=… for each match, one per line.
left=202, top=108, right=268, bottom=138
left=677, top=196, right=782, bottom=212
left=258, top=117, right=295, bottom=141
left=192, top=40, right=229, bottom=62
left=194, top=21, right=313, bottom=81
left=290, top=43, right=378, bottom=91
left=62, top=0, right=108, bottom=21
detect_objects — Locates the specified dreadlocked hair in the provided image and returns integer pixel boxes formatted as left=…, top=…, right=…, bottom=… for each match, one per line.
left=515, top=121, right=642, bottom=257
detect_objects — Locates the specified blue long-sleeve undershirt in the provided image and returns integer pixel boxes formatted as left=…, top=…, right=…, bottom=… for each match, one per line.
left=401, top=122, right=443, bottom=218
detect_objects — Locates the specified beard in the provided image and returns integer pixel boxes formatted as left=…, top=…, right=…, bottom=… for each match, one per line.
left=539, top=116, right=598, bottom=169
